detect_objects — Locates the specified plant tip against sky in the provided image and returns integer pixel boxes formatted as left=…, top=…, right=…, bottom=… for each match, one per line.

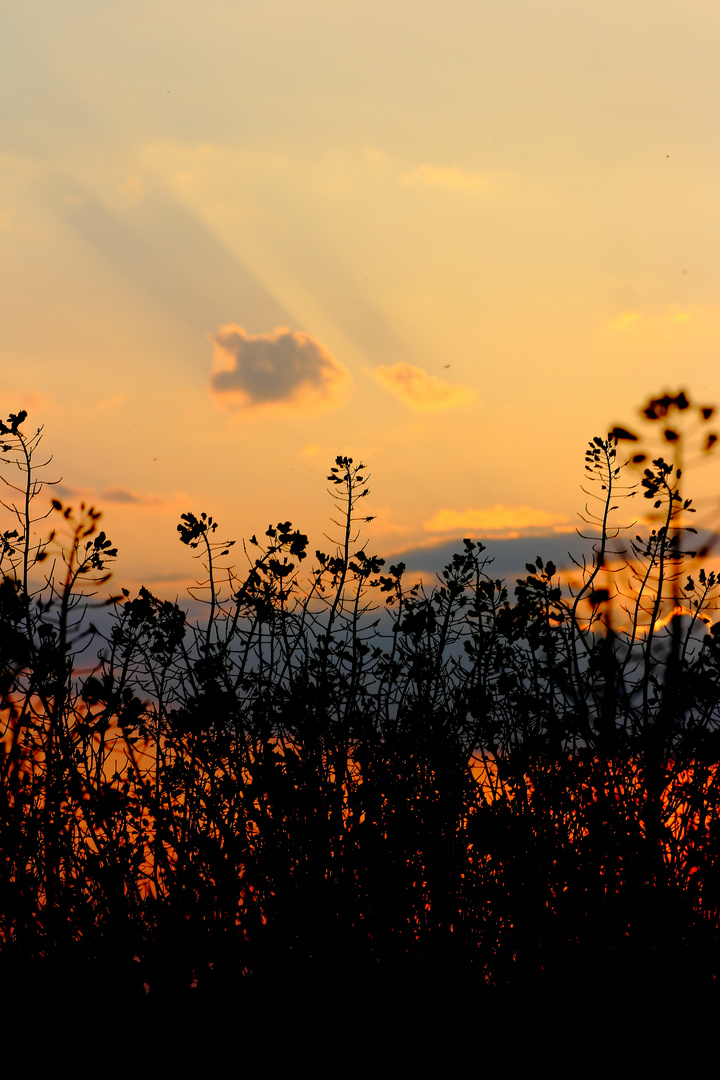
left=3, top=1, right=720, bottom=592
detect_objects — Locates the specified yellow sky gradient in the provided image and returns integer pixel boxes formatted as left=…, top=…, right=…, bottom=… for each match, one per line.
left=3, top=1, right=720, bottom=595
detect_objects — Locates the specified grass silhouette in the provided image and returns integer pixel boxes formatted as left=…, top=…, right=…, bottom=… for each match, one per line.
left=2, top=399, right=720, bottom=1014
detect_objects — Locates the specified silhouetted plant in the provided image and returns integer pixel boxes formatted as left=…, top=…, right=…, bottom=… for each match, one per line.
left=3, top=401, right=720, bottom=1006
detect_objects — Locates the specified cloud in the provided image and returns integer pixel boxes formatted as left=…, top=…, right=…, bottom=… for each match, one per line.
left=387, top=534, right=582, bottom=580
left=364, top=506, right=409, bottom=537
left=48, top=483, right=164, bottom=508
left=423, top=505, right=571, bottom=535
left=367, top=363, right=476, bottom=412
left=210, top=325, right=349, bottom=411
left=0, top=387, right=52, bottom=415
left=608, top=310, right=642, bottom=330
left=53, top=483, right=80, bottom=500
left=96, top=393, right=127, bottom=410
left=114, top=176, right=146, bottom=203
left=299, top=443, right=322, bottom=458
left=399, top=164, right=490, bottom=192
left=101, top=486, right=161, bottom=506
left=608, top=304, right=705, bottom=331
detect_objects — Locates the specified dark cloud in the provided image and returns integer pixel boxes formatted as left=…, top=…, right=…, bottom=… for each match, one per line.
left=389, top=529, right=720, bottom=582
left=44, top=484, right=159, bottom=508
left=210, top=325, right=349, bottom=410
left=101, top=487, right=159, bottom=505
left=389, top=533, right=589, bottom=580
left=53, top=484, right=79, bottom=499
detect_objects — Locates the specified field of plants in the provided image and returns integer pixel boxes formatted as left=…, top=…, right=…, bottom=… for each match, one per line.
left=2, top=399, right=720, bottom=1009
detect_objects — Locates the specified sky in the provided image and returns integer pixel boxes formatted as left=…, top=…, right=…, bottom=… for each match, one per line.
left=3, top=0, right=720, bottom=598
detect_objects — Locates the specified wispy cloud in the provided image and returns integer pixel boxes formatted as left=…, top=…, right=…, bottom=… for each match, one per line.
left=399, top=164, right=490, bottom=192
left=113, top=176, right=146, bottom=203
left=53, top=483, right=80, bottom=500
left=49, top=483, right=166, bottom=510
left=367, top=363, right=476, bottom=412
left=210, top=325, right=350, bottom=412
left=101, top=486, right=161, bottom=506
left=364, top=506, right=409, bottom=537
left=96, top=393, right=127, bottom=410
left=608, top=304, right=706, bottom=331
left=299, top=443, right=322, bottom=458
left=608, top=310, right=642, bottom=330
left=424, top=505, right=570, bottom=535
left=0, top=388, right=53, bottom=415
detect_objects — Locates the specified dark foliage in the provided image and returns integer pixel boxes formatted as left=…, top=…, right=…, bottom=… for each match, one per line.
left=3, top=403, right=720, bottom=1012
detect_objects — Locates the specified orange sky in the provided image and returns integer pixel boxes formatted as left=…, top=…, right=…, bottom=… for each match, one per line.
left=3, top=1, right=720, bottom=596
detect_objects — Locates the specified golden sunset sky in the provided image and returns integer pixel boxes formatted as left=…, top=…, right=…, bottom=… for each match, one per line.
left=3, top=1, right=720, bottom=594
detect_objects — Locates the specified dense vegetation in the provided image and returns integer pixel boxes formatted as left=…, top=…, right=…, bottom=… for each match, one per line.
left=2, top=399, right=720, bottom=1009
